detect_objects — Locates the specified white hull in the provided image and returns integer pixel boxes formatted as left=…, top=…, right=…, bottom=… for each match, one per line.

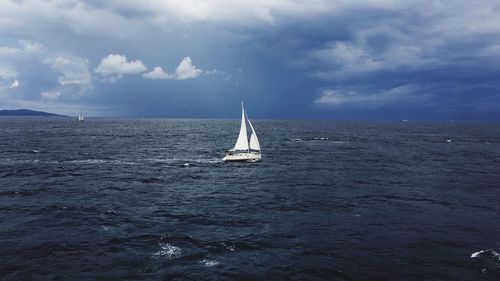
left=223, top=151, right=261, bottom=162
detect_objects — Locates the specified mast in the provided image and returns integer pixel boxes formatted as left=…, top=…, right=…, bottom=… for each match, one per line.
left=232, top=102, right=249, bottom=151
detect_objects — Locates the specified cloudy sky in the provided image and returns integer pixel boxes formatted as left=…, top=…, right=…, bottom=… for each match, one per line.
left=1, top=0, right=500, bottom=120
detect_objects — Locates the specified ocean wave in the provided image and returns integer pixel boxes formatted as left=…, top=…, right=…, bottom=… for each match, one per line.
left=471, top=249, right=500, bottom=276
left=220, top=241, right=236, bottom=251
left=144, top=157, right=223, bottom=165
left=0, top=157, right=220, bottom=166
left=289, top=137, right=347, bottom=144
left=139, top=177, right=162, bottom=183
left=67, top=159, right=137, bottom=165
left=152, top=243, right=182, bottom=259
left=472, top=249, right=488, bottom=258
left=0, top=159, right=42, bottom=165
left=471, top=249, right=500, bottom=260
left=200, top=259, right=221, bottom=267
left=101, top=226, right=113, bottom=231
left=68, top=159, right=107, bottom=164
left=154, top=233, right=248, bottom=255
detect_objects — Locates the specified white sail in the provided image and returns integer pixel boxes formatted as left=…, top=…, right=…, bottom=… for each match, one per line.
left=246, top=113, right=261, bottom=151
left=232, top=102, right=249, bottom=151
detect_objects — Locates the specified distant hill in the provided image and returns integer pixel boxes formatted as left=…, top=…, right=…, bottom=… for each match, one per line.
left=0, top=109, right=66, bottom=117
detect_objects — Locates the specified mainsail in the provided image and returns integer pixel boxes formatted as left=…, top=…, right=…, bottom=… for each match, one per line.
left=232, top=102, right=249, bottom=151
left=246, top=113, right=261, bottom=151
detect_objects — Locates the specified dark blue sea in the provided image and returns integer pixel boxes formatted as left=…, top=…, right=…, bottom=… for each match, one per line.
left=1, top=117, right=499, bottom=280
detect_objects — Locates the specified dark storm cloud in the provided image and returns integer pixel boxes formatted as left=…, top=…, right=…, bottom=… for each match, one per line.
left=1, top=0, right=500, bottom=119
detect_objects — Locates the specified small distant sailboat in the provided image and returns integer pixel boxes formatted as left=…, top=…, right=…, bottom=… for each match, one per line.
left=223, top=102, right=261, bottom=162
left=78, top=113, right=84, bottom=122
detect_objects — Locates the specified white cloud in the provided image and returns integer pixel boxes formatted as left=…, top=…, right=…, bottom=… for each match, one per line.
left=95, top=55, right=204, bottom=82
left=0, top=68, right=19, bottom=91
left=306, top=2, right=500, bottom=80
left=143, top=57, right=203, bottom=80
left=311, top=39, right=432, bottom=79
left=95, top=54, right=147, bottom=77
left=9, top=79, right=19, bottom=88
left=479, top=44, right=500, bottom=56
left=312, top=41, right=380, bottom=77
left=0, top=46, right=20, bottom=56
left=142, top=66, right=173, bottom=79
left=0, top=40, right=43, bottom=57
left=175, top=56, right=202, bottom=80
left=20, top=40, right=43, bottom=54
left=90, top=0, right=340, bottom=26
left=1, top=0, right=500, bottom=41
left=0, top=0, right=389, bottom=32
left=323, top=42, right=369, bottom=63
left=0, top=0, right=143, bottom=38
left=40, top=90, right=62, bottom=100
left=0, top=40, right=43, bottom=88
left=205, top=69, right=220, bottom=75
left=314, top=84, right=424, bottom=107
left=0, top=67, right=18, bottom=79
left=44, top=56, right=91, bottom=86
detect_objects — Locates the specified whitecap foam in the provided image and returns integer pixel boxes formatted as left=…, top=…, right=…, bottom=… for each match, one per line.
left=220, top=242, right=235, bottom=251
left=471, top=250, right=487, bottom=258
left=144, top=158, right=175, bottom=163
left=109, top=160, right=137, bottom=165
left=68, top=159, right=106, bottom=164
left=492, top=250, right=500, bottom=260
left=190, top=158, right=223, bottom=164
left=0, top=159, right=57, bottom=165
left=66, top=159, right=137, bottom=165
left=145, top=157, right=222, bottom=164
left=152, top=243, right=182, bottom=259
left=101, top=226, right=112, bottom=231
left=200, top=259, right=220, bottom=267
left=471, top=249, right=500, bottom=260
left=471, top=249, right=500, bottom=275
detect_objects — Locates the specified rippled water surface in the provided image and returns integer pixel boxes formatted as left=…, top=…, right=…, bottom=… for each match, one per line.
left=1, top=117, right=499, bottom=280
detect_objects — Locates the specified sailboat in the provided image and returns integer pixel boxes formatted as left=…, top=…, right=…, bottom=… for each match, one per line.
left=223, top=102, right=262, bottom=162
left=78, top=113, right=84, bottom=122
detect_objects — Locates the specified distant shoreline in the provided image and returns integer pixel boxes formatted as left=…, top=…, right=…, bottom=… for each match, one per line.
left=0, top=109, right=66, bottom=117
